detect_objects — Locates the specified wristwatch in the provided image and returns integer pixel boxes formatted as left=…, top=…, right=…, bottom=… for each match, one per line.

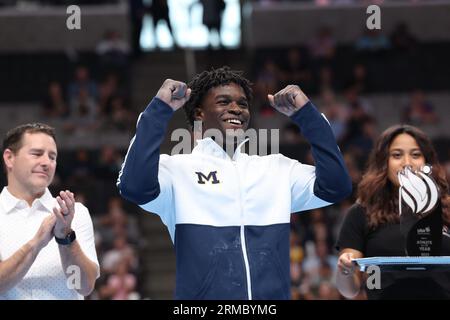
left=55, top=230, right=76, bottom=245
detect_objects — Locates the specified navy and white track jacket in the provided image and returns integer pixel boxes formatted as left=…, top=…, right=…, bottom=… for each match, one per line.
left=117, top=97, right=352, bottom=300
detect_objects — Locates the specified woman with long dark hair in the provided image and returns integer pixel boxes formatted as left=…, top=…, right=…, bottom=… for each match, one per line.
left=335, top=124, right=450, bottom=299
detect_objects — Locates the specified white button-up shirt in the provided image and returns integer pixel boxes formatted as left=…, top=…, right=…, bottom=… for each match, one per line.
left=0, top=187, right=99, bottom=300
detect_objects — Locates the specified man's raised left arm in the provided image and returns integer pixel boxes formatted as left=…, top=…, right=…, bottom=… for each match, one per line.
left=53, top=190, right=99, bottom=297
left=268, top=85, right=352, bottom=203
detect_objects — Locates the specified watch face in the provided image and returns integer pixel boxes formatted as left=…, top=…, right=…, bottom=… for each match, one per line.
left=67, top=230, right=76, bottom=241
left=56, top=230, right=76, bottom=245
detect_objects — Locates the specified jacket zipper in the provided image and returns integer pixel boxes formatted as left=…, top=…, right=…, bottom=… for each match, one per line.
left=233, top=161, right=252, bottom=300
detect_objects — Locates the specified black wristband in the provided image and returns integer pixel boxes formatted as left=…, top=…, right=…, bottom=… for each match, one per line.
left=55, top=230, right=76, bottom=245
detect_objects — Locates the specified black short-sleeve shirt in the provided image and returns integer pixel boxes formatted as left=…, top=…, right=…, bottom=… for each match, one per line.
left=336, top=203, right=450, bottom=299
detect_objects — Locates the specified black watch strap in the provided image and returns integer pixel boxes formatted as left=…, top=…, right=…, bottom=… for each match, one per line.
left=55, top=230, right=76, bottom=245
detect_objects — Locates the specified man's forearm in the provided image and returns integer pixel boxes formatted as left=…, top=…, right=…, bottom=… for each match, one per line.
left=117, top=97, right=174, bottom=205
left=0, top=240, right=41, bottom=294
left=58, top=240, right=98, bottom=297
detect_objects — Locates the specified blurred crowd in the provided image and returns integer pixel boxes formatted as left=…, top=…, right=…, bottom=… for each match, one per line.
left=41, top=30, right=137, bottom=135
left=1, top=0, right=449, bottom=300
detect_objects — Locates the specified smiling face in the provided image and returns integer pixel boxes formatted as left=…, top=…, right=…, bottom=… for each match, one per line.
left=3, top=132, right=57, bottom=201
left=387, top=133, right=425, bottom=187
left=195, top=83, right=250, bottom=143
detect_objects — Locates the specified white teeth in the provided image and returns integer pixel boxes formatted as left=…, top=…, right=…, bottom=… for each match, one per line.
left=226, top=119, right=242, bottom=125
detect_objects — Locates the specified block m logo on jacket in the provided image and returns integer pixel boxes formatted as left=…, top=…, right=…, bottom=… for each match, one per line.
left=195, top=171, right=220, bottom=184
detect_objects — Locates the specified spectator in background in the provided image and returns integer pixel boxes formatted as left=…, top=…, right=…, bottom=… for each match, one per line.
left=71, top=88, right=98, bottom=119
left=66, top=149, right=94, bottom=185
left=96, top=196, right=140, bottom=247
left=65, top=88, right=99, bottom=134
left=343, top=152, right=363, bottom=189
left=95, top=146, right=123, bottom=181
left=340, top=86, right=373, bottom=152
left=42, top=81, right=68, bottom=118
left=148, top=0, right=176, bottom=48
left=98, top=73, right=120, bottom=117
left=308, top=26, right=336, bottom=66
left=345, top=116, right=377, bottom=162
left=102, top=258, right=138, bottom=300
left=316, top=65, right=336, bottom=93
left=319, top=89, right=348, bottom=141
left=108, top=96, right=136, bottom=132
left=315, top=240, right=338, bottom=272
left=101, top=235, right=138, bottom=275
left=389, top=22, right=419, bottom=90
left=390, top=22, right=418, bottom=54
left=343, top=85, right=372, bottom=115
left=97, top=75, right=133, bottom=133
left=128, top=0, right=145, bottom=58
left=200, top=0, right=226, bottom=48
left=253, top=58, right=282, bottom=116
left=317, top=280, right=340, bottom=300
left=344, top=63, right=371, bottom=95
left=280, top=48, right=313, bottom=92
left=96, top=30, right=131, bottom=79
left=96, top=30, right=130, bottom=58
left=67, top=66, right=98, bottom=106
left=402, top=89, right=438, bottom=125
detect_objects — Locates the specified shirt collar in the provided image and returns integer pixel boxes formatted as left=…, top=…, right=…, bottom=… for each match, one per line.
left=0, top=187, right=55, bottom=214
left=38, top=188, right=57, bottom=213
left=192, top=137, right=249, bottom=160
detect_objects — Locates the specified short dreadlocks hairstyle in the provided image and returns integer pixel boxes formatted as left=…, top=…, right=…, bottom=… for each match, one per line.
left=183, top=66, right=253, bottom=130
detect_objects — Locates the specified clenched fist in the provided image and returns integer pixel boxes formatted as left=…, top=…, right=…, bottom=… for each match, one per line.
left=268, top=85, right=309, bottom=117
left=156, top=79, right=192, bottom=111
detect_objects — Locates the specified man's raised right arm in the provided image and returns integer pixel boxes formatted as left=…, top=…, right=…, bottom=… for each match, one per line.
left=117, top=79, right=191, bottom=205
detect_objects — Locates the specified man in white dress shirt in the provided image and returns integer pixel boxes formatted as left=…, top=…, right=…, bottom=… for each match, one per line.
left=0, top=123, right=99, bottom=299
